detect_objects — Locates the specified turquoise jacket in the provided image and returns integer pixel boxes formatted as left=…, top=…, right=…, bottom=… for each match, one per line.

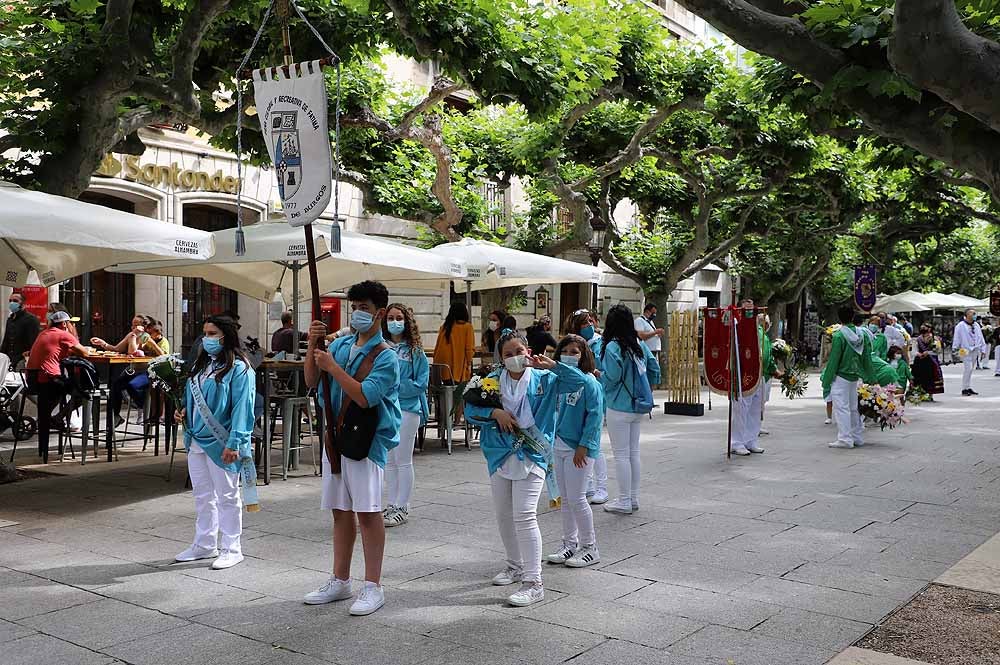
left=556, top=373, right=604, bottom=457
left=600, top=340, right=662, bottom=413
left=184, top=359, right=256, bottom=473
left=466, top=363, right=587, bottom=476
left=588, top=336, right=605, bottom=373
left=394, top=342, right=429, bottom=423
left=320, top=332, right=401, bottom=468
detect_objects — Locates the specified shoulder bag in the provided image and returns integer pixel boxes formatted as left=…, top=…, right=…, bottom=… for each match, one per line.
left=325, top=343, right=389, bottom=465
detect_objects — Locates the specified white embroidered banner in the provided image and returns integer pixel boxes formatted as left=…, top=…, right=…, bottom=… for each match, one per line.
left=253, top=60, right=332, bottom=227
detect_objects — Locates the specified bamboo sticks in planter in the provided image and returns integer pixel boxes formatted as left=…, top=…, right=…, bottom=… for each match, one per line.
left=666, top=310, right=700, bottom=405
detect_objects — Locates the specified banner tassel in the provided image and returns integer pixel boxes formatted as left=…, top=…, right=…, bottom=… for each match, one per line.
left=329, top=217, right=342, bottom=253
left=235, top=226, right=246, bottom=256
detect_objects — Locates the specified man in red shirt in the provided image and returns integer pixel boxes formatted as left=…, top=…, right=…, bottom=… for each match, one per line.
left=26, top=311, right=88, bottom=462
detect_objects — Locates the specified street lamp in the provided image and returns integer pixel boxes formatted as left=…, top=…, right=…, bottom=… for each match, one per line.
left=588, top=220, right=606, bottom=310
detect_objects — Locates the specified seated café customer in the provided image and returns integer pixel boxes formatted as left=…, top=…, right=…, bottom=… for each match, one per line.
left=271, top=311, right=306, bottom=356
left=25, top=311, right=89, bottom=462
left=92, top=314, right=156, bottom=426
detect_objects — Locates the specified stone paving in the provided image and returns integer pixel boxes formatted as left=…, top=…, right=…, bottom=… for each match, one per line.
left=1, top=363, right=998, bottom=665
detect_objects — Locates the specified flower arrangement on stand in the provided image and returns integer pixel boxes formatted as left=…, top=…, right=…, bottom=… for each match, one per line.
left=772, top=339, right=808, bottom=399
left=858, top=383, right=905, bottom=430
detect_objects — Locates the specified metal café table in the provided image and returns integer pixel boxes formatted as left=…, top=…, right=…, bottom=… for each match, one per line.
left=258, top=358, right=308, bottom=485
left=87, top=353, right=154, bottom=462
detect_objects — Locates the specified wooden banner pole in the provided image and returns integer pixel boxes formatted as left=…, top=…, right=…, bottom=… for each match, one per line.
left=727, top=283, right=736, bottom=460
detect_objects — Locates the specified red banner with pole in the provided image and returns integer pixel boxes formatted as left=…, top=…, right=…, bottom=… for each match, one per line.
left=702, top=306, right=761, bottom=397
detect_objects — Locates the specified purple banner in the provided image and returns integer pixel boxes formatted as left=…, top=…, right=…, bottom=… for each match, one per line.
left=854, top=265, right=877, bottom=313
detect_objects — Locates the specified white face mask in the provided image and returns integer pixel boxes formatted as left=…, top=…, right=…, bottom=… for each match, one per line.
left=503, top=355, right=529, bottom=373
left=488, top=320, right=499, bottom=332
left=560, top=354, right=580, bottom=367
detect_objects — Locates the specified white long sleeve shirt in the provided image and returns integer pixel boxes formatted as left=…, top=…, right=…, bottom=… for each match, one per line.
left=952, top=320, right=987, bottom=355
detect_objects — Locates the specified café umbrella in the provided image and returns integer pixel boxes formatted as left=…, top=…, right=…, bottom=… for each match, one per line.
left=428, top=238, right=601, bottom=310
left=0, top=181, right=215, bottom=287
left=110, top=223, right=467, bottom=353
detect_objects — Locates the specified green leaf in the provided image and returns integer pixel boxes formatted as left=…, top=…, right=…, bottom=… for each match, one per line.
left=69, top=0, right=101, bottom=16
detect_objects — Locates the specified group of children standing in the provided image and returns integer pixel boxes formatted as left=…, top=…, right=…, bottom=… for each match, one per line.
left=171, top=279, right=660, bottom=615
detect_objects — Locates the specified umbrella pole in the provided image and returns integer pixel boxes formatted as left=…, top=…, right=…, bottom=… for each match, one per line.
left=465, top=280, right=472, bottom=314
left=291, top=261, right=301, bottom=359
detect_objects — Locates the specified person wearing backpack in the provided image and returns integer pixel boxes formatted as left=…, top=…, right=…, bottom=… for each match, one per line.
left=599, top=304, right=661, bottom=515
left=302, top=280, right=401, bottom=617
left=173, top=315, right=256, bottom=570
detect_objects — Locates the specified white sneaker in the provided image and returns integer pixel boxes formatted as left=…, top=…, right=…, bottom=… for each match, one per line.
left=384, top=506, right=408, bottom=528
left=507, top=582, right=545, bottom=607
left=349, top=581, right=385, bottom=616
left=546, top=543, right=576, bottom=564
left=603, top=499, right=633, bottom=515
left=174, top=545, right=219, bottom=562
left=853, top=440, right=865, bottom=447
left=588, top=489, right=609, bottom=505
left=565, top=545, right=600, bottom=568
left=731, top=446, right=751, bottom=456
left=211, top=550, right=244, bottom=570
left=824, top=418, right=832, bottom=425
left=491, top=567, right=523, bottom=586
left=631, top=500, right=639, bottom=512
left=304, top=576, right=353, bottom=605
left=827, top=440, right=854, bottom=449
left=746, top=445, right=765, bottom=454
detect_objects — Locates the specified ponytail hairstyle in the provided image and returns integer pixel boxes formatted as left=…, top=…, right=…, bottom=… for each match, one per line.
left=600, top=304, right=644, bottom=361
left=554, top=334, right=596, bottom=375
left=383, top=303, right=422, bottom=350
left=190, top=315, right=250, bottom=383
left=442, top=302, right=469, bottom=342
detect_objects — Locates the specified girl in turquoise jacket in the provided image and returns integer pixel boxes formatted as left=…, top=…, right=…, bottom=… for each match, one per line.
left=545, top=334, right=604, bottom=569
left=599, top=304, right=661, bottom=515
left=563, top=309, right=609, bottom=505
left=382, top=304, right=429, bottom=527
left=176, top=315, right=256, bottom=571
left=465, top=328, right=587, bottom=608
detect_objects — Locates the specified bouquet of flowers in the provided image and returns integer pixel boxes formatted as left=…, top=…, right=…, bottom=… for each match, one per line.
left=905, top=384, right=930, bottom=404
left=779, top=363, right=809, bottom=399
left=463, top=374, right=502, bottom=409
left=771, top=338, right=793, bottom=364
left=147, top=354, right=187, bottom=416
left=823, top=324, right=842, bottom=340
left=857, top=383, right=904, bottom=430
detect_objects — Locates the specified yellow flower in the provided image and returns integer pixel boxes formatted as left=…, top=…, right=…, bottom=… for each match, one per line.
left=789, top=378, right=797, bottom=386
left=481, top=378, right=500, bottom=392
left=959, top=348, right=969, bottom=358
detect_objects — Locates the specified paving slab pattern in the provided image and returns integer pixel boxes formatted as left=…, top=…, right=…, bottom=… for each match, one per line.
left=1, top=363, right=998, bottom=664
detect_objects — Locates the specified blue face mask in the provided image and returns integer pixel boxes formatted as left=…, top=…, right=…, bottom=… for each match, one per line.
left=869, top=324, right=880, bottom=333
left=8, top=302, right=20, bottom=313
left=387, top=320, right=405, bottom=336
left=202, top=337, right=223, bottom=356
left=350, top=310, right=375, bottom=334
left=560, top=354, right=580, bottom=367
left=580, top=325, right=595, bottom=341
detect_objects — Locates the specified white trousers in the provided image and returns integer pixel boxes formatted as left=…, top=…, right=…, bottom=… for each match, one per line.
left=188, top=446, right=242, bottom=554
left=490, top=472, right=544, bottom=583
left=830, top=376, right=862, bottom=446
left=555, top=445, right=596, bottom=548
left=386, top=411, right=420, bottom=509
left=962, top=356, right=976, bottom=390
left=732, top=384, right=763, bottom=450
left=994, top=346, right=1000, bottom=375
left=606, top=409, right=642, bottom=504
left=587, top=449, right=608, bottom=494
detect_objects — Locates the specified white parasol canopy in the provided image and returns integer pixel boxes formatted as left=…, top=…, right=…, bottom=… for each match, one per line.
left=109, top=223, right=467, bottom=302
left=0, top=181, right=214, bottom=287
left=874, top=290, right=933, bottom=313
left=428, top=238, right=600, bottom=291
